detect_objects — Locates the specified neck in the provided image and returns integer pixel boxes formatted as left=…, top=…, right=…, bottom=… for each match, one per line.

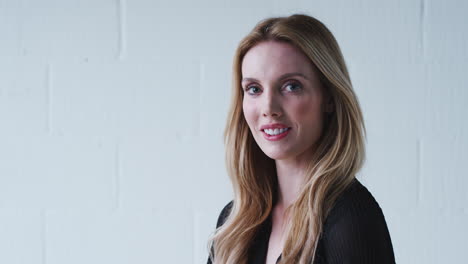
left=274, top=156, right=309, bottom=209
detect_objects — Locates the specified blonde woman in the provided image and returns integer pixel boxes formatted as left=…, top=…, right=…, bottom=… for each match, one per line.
left=207, top=14, right=395, bottom=264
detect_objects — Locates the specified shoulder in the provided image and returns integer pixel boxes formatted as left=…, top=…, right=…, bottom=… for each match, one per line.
left=321, top=178, right=396, bottom=263
left=207, top=201, right=233, bottom=264
left=325, top=178, right=384, bottom=224
left=215, top=200, right=234, bottom=228
left=337, top=178, right=378, bottom=205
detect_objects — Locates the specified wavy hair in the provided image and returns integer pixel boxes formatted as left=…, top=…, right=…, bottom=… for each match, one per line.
left=208, top=13, right=366, bottom=264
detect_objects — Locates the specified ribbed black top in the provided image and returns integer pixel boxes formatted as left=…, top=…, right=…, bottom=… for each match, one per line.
left=208, top=178, right=396, bottom=264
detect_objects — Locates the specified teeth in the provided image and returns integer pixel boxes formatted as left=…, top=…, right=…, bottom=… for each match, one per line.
left=264, top=127, right=289, bottom=135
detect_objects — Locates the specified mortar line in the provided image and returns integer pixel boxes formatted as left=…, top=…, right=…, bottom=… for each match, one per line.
left=420, top=0, right=427, bottom=59
left=41, top=209, right=47, bottom=264
left=198, top=59, right=205, bottom=137
left=46, top=63, right=53, bottom=135
left=118, top=0, right=127, bottom=60
left=417, top=138, right=423, bottom=206
left=193, top=208, right=197, bottom=264
left=114, top=142, right=121, bottom=211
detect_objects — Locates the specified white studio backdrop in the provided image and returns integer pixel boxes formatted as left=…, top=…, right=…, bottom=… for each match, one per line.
left=0, top=0, right=467, bottom=263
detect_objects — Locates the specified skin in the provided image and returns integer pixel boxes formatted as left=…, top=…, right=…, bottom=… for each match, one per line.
left=241, top=40, right=330, bottom=264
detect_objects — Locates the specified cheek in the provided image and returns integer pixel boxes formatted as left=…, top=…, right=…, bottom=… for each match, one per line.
left=292, top=100, right=323, bottom=127
left=242, top=98, right=257, bottom=126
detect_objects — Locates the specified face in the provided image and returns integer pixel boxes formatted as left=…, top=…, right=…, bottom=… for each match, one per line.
left=241, top=40, right=328, bottom=161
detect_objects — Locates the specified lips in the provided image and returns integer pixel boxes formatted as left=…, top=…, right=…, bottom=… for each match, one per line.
left=260, top=123, right=290, bottom=130
left=261, top=128, right=290, bottom=141
left=260, top=123, right=291, bottom=141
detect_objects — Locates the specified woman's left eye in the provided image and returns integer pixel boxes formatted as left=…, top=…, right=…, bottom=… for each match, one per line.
left=284, top=81, right=302, bottom=92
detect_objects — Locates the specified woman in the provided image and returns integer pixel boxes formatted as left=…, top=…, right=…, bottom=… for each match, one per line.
left=207, top=14, right=395, bottom=264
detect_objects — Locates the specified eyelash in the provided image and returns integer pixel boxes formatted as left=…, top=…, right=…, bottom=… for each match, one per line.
left=244, top=80, right=302, bottom=95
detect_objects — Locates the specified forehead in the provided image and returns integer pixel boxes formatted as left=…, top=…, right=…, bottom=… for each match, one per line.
left=241, top=40, right=316, bottom=79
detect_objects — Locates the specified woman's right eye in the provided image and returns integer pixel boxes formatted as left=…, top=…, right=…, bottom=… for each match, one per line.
left=246, top=86, right=261, bottom=95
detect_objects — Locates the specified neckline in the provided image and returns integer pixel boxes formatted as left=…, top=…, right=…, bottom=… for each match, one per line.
left=260, top=178, right=360, bottom=263
left=262, top=214, right=282, bottom=263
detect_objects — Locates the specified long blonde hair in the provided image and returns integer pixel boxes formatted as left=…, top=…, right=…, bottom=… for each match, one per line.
left=208, top=13, right=366, bottom=264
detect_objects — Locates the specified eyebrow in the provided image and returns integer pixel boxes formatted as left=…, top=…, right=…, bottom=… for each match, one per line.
left=241, top=72, right=309, bottom=83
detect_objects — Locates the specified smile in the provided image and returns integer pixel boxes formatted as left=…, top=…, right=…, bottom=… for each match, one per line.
left=262, top=127, right=291, bottom=141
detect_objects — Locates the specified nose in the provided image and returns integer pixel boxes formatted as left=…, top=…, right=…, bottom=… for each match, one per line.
left=261, top=90, right=282, bottom=118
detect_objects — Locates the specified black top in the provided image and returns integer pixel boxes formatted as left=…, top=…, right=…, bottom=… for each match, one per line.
left=207, top=178, right=396, bottom=264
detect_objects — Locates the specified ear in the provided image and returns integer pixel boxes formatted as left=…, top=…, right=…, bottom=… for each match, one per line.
left=323, top=95, right=334, bottom=113
left=325, top=102, right=334, bottom=113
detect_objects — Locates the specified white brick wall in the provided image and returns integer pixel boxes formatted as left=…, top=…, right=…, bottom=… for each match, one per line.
left=0, top=0, right=466, bottom=263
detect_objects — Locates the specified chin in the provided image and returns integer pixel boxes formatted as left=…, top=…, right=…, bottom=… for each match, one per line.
left=261, top=148, right=292, bottom=160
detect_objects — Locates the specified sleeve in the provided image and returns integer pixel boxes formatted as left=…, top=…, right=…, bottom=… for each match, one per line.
left=321, top=195, right=396, bottom=264
left=207, top=201, right=234, bottom=264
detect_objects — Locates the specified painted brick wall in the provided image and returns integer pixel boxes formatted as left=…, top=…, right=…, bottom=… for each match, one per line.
left=0, top=0, right=466, bottom=263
